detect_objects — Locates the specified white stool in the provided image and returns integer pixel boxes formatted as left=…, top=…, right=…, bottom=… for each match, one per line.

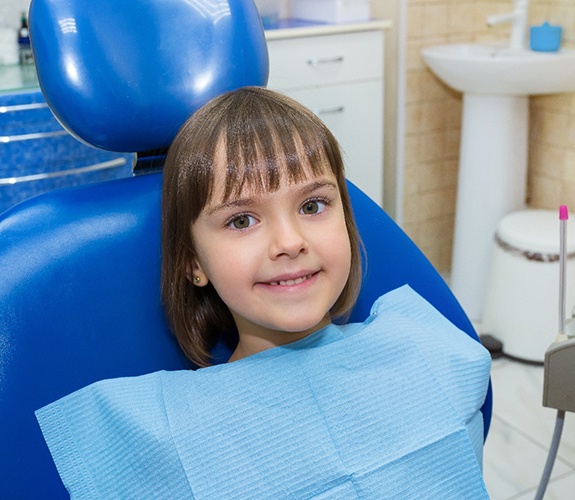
left=482, top=209, right=575, bottom=363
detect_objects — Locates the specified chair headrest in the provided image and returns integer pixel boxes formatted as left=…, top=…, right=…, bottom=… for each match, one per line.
left=29, top=0, right=269, bottom=153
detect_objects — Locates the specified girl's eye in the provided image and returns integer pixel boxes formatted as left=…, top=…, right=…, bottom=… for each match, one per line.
left=228, top=214, right=256, bottom=230
left=301, top=199, right=327, bottom=215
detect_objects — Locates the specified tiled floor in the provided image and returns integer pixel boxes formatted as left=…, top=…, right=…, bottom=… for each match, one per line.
left=482, top=357, right=575, bottom=499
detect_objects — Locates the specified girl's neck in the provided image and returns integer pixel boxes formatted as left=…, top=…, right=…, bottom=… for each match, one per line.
left=228, top=314, right=332, bottom=362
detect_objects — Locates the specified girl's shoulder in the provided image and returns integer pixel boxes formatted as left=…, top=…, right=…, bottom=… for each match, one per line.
left=366, top=285, right=487, bottom=359
left=35, top=369, right=196, bottom=497
left=362, top=285, right=491, bottom=418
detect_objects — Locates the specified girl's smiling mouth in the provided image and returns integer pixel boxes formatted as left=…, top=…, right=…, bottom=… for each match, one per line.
left=263, top=271, right=318, bottom=287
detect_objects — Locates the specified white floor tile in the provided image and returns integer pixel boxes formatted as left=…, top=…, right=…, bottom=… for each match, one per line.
left=483, top=414, right=573, bottom=499
left=513, top=471, right=575, bottom=500
left=482, top=357, right=575, bottom=499
left=489, top=359, right=575, bottom=467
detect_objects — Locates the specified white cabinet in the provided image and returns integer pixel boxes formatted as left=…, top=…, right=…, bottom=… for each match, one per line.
left=266, top=24, right=384, bottom=206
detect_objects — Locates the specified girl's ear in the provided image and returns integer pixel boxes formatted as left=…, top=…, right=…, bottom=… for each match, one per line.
left=186, top=261, right=209, bottom=287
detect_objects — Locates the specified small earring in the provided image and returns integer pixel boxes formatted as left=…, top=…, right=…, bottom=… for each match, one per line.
left=194, top=276, right=201, bottom=284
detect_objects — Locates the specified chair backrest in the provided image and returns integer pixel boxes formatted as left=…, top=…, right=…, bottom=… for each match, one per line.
left=0, top=0, right=491, bottom=496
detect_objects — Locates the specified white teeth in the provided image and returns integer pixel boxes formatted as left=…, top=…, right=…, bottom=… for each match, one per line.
left=269, top=274, right=311, bottom=286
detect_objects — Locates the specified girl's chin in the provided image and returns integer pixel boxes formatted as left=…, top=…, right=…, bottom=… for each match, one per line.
left=267, top=316, right=332, bottom=338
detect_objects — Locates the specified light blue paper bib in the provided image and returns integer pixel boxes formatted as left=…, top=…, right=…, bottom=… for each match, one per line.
left=36, top=286, right=491, bottom=498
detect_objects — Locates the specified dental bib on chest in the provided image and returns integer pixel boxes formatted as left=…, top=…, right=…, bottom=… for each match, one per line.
left=36, top=286, right=490, bottom=498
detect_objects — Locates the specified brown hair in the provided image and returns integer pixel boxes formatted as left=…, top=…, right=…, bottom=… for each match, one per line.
left=161, top=87, right=362, bottom=367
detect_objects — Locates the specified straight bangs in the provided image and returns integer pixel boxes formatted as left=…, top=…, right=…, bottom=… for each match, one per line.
left=166, top=88, right=346, bottom=226
left=218, top=91, right=345, bottom=205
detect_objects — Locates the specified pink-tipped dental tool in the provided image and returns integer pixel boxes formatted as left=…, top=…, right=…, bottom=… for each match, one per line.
left=558, top=205, right=569, bottom=339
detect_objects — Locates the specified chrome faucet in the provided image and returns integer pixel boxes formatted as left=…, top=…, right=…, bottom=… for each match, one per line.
left=486, top=0, right=530, bottom=51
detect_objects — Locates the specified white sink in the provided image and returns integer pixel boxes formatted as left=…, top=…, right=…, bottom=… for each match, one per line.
left=422, top=43, right=575, bottom=96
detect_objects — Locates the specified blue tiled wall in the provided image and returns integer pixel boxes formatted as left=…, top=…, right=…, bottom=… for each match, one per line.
left=0, top=90, right=135, bottom=214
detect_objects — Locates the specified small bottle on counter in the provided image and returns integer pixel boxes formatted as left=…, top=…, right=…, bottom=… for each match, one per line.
left=18, top=13, right=34, bottom=65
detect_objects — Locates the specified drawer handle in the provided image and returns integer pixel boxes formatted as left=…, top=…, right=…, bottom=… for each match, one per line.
left=307, top=56, right=344, bottom=66
left=315, top=106, right=345, bottom=116
left=0, top=157, right=130, bottom=186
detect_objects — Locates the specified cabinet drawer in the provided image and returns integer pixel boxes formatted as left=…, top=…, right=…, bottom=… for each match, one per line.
left=267, top=30, right=383, bottom=90
left=281, top=81, right=383, bottom=205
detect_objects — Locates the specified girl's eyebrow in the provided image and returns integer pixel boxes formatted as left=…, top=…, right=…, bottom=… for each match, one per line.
left=205, top=196, right=257, bottom=217
left=205, top=178, right=338, bottom=217
left=299, top=179, right=338, bottom=196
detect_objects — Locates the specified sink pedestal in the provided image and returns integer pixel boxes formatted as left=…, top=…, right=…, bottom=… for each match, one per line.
left=450, top=94, right=528, bottom=321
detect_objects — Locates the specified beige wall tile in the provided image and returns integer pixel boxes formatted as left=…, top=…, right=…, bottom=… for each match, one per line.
left=404, top=134, right=421, bottom=166
left=419, top=71, right=455, bottom=101
left=563, top=182, right=575, bottom=210
left=422, top=3, right=449, bottom=37
left=528, top=175, right=564, bottom=208
left=564, top=150, right=575, bottom=183
left=529, top=143, right=566, bottom=178
left=448, top=2, right=476, bottom=35
left=419, top=131, right=446, bottom=162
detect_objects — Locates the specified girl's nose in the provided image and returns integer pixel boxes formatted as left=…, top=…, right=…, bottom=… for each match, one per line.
left=268, top=219, right=309, bottom=260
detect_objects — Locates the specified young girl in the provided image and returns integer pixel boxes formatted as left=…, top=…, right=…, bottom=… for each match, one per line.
left=36, top=87, right=491, bottom=498
left=161, top=86, right=363, bottom=368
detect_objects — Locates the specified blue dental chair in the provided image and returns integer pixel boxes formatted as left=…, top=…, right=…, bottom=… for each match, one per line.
left=0, top=1, right=492, bottom=497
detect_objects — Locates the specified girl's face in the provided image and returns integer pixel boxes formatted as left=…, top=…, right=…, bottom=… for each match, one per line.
left=190, top=159, right=352, bottom=361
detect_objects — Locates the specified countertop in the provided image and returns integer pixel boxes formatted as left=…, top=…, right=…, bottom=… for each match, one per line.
left=264, top=18, right=391, bottom=40
left=0, top=18, right=392, bottom=95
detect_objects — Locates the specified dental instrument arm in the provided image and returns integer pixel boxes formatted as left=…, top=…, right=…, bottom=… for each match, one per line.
left=537, top=206, right=573, bottom=499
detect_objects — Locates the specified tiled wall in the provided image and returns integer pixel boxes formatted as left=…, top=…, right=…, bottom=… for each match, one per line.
left=529, top=2, right=575, bottom=209
left=404, top=0, right=575, bottom=274
left=0, top=90, right=135, bottom=215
